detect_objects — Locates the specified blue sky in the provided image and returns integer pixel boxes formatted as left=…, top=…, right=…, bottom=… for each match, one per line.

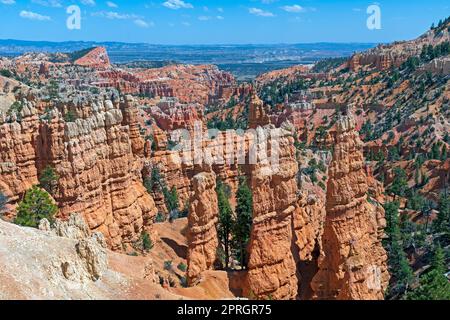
left=0, top=0, right=449, bottom=44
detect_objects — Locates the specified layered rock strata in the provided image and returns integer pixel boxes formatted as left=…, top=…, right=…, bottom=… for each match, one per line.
left=186, top=171, right=219, bottom=285
left=0, top=96, right=157, bottom=250
left=0, top=102, right=40, bottom=217
left=36, top=97, right=157, bottom=250
left=311, top=112, right=389, bottom=300
left=244, top=126, right=299, bottom=300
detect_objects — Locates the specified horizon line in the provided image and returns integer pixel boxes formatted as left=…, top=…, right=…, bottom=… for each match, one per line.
left=0, top=38, right=383, bottom=47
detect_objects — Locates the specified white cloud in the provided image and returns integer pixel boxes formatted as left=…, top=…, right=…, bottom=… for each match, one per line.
left=92, top=11, right=138, bottom=19
left=106, top=1, right=117, bottom=8
left=134, top=19, right=153, bottom=28
left=19, top=10, right=51, bottom=21
left=198, top=16, right=211, bottom=21
left=249, top=8, right=274, bottom=17
left=163, top=0, right=193, bottom=10
left=0, top=0, right=16, bottom=4
left=31, top=0, right=62, bottom=7
left=281, top=5, right=304, bottom=13
left=216, top=15, right=224, bottom=20
left=80, top=0, right=95, bottom=6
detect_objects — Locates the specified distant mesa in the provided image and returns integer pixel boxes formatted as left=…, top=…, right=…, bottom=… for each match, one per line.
left=73, top=47, right=111, bottom=69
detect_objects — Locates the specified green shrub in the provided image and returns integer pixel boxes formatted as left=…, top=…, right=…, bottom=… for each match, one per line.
left=164, top=260, right=173, bottom=271
left=0, top=69, right=12, bottom=78
left=141, top=231, right=153, bottom=251
left=14, top=186, right=57, bottom=228
left=155, top=212, right=166, bottom=223
left=0, top=191, right=7, bottom=213
left=180, top=276, right=188, bottom=288
left=64, top=110, right=78, bottom=123
left=39, top=166, right=59, bottom=195
left=177, top=262, right=187, bottom=272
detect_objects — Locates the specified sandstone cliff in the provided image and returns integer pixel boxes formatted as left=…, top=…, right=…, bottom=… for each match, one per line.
left=186, top=171, right=219, bottom=285
left=311, top=112, right=389, bottom=300
left=244, top=126, right=299, bottom=300
left=0, top=96, right=157, bottom=250
left=37, top=96, right=157, bottom=250
left=0, top=102, right=40, bottom=218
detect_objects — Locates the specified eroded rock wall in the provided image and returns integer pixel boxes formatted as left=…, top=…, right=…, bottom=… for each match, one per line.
left=244, top=126, right=299, bottom=300
left=311, top=113, right=389, bottom=300
left=187, top=171, right=219, bottom=285
left=37, top=97, right=157, bottom=250
left=0, top=96, right=157, bottom=250
left=0, top=102, right=40, bottom=217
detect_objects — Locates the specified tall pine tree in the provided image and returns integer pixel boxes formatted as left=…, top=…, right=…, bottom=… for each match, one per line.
left=383, top=201, right=414, bottom=297
left=407, top=246, right=450, bottom=300
left=14, top=186, right=57, bottom=228
left=216, top=180, right=234, bottom=269
left=233, top=175, right=253, bottom=269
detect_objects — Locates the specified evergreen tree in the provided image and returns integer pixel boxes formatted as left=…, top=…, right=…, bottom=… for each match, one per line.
left=0, top=191, right=7, bottom=213
left=233, top=175, right=253, bottom=269
left=14, top=186, right=57, bottom=228
left=141, top=231, right=153, bottom=252
left=407, top=246, right=450, bottom=300
left=441, top=146, right=448, bottom=161
left=383, top=201, right=414, bottom=297
left=388, top=167, right=409, bottom=198
left=216, top=181, right=234, bottom=269
left=39, top=166, right=59, bottom=195
left=434, top=193, right=450, bottom=233
left=144, top=166, right=163, bottom=193
left=164, top=186, right=179, bottom=219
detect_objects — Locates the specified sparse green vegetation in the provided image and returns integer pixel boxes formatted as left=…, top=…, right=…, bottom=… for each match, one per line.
left=177, top=262, right=187, bottom=272
left=14, top=186, right=57, bottom=228
left=216, top=180, right=234, bottom=269
left=233, top=175, right=253, bottom=269
left=0, top=191, right=7, bottom=213
left=39, top=166, right=59, bottom=195
left=141, top=231, right=153, bottom=252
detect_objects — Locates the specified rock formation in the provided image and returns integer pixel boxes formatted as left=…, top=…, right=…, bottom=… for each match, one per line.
left=36, top=97, right=157, bottom=250
left=294, top=189, right=326, bottom=299
left=186, top=171, right=219, bottom=285
left=0, top=217, right=185, bottom=300
left=311, top=111, right=389, bottom=300
left=0, top=96, right=158, bottom=251
left=244, top=126, right=299, bottom=300
left=74, top=47, right=111, bottom=69
left=98, top=64, right=236, bottom=105
left=0, top=101, right=40, bottom=217
left=248, top=94, right=271, bottom=129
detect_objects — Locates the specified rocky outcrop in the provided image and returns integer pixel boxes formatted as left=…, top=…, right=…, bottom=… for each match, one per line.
left=248, top=94, right=271, bottom=129
left=186, top=171, right=219, bottom=285
left=244, top=126, right=298, bottom=300
left=36, top=97, right=157, bottom=250
left=294, top=189, right=326, bottom=299
left=74, top=47, right=111, bottom=69
left=53, top=213, right=91, bottom=240
left=98, top=64, right=236, bottom=105
left=0, top=217, right=185, bottom=300
left=149, top=99, right=205, bottom=132
left=311, top=112, right=389, bottom=300
left=0, top=101, right=40, bottom=216
left=0, top=96, right=158, bottom=251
